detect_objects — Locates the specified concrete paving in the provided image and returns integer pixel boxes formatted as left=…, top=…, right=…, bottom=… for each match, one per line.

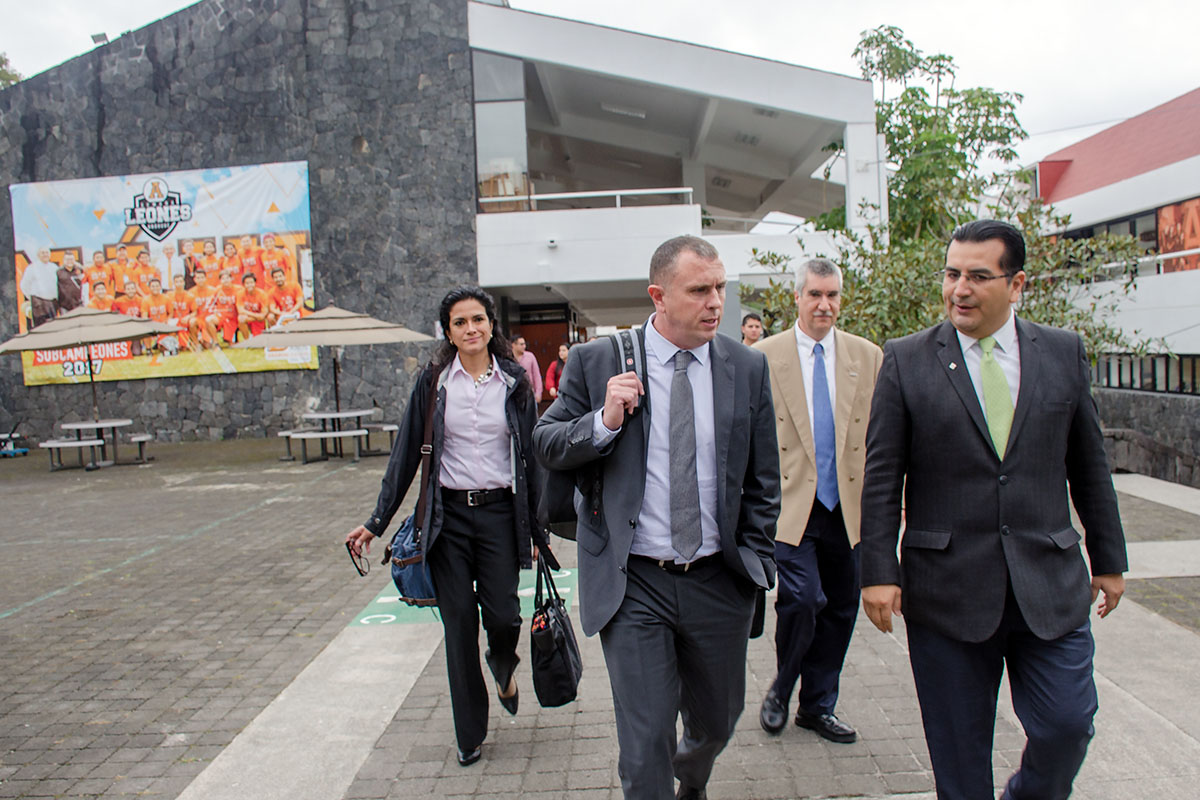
left=1, top=444, right=1199, bottom=799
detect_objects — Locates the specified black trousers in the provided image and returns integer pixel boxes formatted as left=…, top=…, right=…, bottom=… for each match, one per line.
left=600, top=557, right=756, bottom=799
left=426, top=496, right=522, bottom=752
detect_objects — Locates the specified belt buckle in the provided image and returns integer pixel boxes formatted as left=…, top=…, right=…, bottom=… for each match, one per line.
left=467, top=490, right=482, bottom=507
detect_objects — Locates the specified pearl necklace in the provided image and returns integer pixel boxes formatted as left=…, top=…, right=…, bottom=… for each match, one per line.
left=473, top=362, right=494, bottom=388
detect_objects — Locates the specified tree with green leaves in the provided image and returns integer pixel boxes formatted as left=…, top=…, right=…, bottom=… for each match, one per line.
left=741, top=26, right=1147, bottom=359
left=0, top=52, right=20, bottom=88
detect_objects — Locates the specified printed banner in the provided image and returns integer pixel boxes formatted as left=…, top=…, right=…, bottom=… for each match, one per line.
left=9, top=161, right=319, bottom=386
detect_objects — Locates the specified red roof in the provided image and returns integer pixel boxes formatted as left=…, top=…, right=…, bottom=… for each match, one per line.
left=1037, top=87, right=1200, bottom=203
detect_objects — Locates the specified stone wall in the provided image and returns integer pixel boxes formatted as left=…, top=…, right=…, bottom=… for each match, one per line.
left=0, top=0, right=475, bottom=441
left=1096, top=388, right=1200, bottom=488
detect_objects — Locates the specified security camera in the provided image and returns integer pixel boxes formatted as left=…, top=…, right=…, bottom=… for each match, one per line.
left=547, top=239, right=558, bottom=248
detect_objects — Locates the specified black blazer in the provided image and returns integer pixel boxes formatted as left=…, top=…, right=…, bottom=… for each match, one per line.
left=364, top=358, right=546, bottom=569
left=859, top=318, right=1127, bottom=643
left=533, top=331, right=780, bottom=636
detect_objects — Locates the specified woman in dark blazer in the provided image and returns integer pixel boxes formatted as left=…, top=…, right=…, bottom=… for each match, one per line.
left=345, top=286, right=545, bottom=767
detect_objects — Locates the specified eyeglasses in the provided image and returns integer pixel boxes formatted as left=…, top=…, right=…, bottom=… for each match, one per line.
left=345, top=541, right=370, bottom=576
left=940, top=268, right=1010, bottom=286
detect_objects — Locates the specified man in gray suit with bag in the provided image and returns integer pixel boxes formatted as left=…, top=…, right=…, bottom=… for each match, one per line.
left=534, top=235, right=780, bottom=800
left=859, top=220, right=1128, bottom=800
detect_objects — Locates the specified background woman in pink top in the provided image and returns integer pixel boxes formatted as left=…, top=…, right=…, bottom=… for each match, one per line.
left=345, top=286, right=547, bottom=768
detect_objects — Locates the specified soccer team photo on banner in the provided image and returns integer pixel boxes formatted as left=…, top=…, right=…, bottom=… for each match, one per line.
left=9, top=160, right=319, bottom=386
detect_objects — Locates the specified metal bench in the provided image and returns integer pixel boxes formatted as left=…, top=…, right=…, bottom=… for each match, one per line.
left=277, top=427, right=321, bottom=461
left=289, top=428, right=369, bottom=464
left=39, top=438, right=104, bottom=471
left=361, top=422, right=399, bottom=456
left=129, top=433, right=154, bottom=463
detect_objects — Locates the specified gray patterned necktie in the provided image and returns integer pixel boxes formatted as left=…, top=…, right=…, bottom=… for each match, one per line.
left=670, top=350, right=702, bottom=560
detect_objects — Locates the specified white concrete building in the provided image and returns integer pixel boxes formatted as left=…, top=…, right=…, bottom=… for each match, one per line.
left=466, top=1, right=885, bottom=354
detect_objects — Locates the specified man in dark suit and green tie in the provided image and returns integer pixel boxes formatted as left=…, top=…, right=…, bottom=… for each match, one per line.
left=859, top=219, right=1128, bottom=800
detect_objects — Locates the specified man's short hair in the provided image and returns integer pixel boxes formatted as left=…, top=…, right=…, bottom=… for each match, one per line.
left=270, top=267, right=285, bottom=277
left=949, top=219, right=1026, bottom=277
left=795, top=257, right=843, bottom=293
left=649, top=235, right=719, bottom=286
left=741, top=312, right=762, bottom=326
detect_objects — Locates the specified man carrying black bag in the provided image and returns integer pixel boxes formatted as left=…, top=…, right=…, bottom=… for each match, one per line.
left=534, top=236, right=780, bottom=800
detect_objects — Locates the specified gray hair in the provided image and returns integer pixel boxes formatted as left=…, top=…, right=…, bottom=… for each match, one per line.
left=794, top=257, right=843, bottom=292
left=649, top=235, right=720, bottom=285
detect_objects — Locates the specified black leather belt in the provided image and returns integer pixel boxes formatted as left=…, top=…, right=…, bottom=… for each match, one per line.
left=442, top=487, right=513, bottom=507
left=629, top=553, right=722, bottom=574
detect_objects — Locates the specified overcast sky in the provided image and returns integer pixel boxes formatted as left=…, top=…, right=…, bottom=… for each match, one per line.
left=3, top=0, right=1196, bottom=165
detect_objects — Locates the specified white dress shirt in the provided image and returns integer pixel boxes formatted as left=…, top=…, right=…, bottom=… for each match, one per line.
left=20, top=260, right=59, bottom=301
left=593, top=315, right=720, bottom=563
left=956, top=310, right=1021, bottom=411
left=793, top=324, right=837, bottom=441
left=439, top=354, right=512, bottom=490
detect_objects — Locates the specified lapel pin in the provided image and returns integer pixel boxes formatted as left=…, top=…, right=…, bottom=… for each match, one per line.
left=949, top=362, right=957, bottom=370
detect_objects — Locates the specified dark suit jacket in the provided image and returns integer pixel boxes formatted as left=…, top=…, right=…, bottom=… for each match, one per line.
left=533, top=330, right=781, bottom=636
left=859, top=318, right=1127, bottom=643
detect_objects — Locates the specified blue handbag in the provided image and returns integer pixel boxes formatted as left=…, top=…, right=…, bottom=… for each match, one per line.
left=386, top=513, right=436, bottom=607
left=382, top=366, right=440, bottom=607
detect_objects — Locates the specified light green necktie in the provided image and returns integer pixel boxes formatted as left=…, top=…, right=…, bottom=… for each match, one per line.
left=979, top=336, right=1013, bottom=458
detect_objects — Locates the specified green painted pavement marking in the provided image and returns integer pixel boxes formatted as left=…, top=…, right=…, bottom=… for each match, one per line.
left=351, top=565, right=578, bottom=626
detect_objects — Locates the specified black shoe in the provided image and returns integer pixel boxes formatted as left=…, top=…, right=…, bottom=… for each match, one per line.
left=676, top=784, right=707, bottom=800
left=759, top=687, right=787, bottom=735
left=498, top=674, right=519, bottom=716
left=795, top=710, right=857, bottom=743
left=457, top=745, right=481, bottom=767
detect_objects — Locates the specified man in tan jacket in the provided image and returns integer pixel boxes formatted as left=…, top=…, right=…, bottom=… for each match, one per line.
left=755, top=257, right=882, bottom=743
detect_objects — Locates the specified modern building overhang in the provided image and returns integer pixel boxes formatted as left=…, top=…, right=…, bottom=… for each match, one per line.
left=468, top=1, right=876, bottom=224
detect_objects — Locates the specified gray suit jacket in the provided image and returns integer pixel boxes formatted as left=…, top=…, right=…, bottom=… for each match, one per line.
left=533, top=330, right=781, bottom=636
left=859, top=318, right=1128, bottom=643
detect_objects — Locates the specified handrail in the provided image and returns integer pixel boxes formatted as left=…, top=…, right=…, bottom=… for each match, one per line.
left=479, top=186, right=694, bottom=208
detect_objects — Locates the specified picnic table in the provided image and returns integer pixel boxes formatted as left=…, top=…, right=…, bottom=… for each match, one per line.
left=300, top=408, right=381, bottom=458
left=58, top=419, right=134, bottom=468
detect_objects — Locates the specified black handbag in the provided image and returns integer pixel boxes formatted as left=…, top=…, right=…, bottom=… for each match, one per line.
left=530, top=551, right=582, bottom=707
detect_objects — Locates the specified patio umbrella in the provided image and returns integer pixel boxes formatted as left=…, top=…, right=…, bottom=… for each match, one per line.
left=0, top=307, right=182, bottom=421
left=233, top=305, right=433, bottom=410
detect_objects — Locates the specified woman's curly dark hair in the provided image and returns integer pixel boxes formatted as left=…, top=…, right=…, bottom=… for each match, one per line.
left=432, top=286, right=514, bottom=372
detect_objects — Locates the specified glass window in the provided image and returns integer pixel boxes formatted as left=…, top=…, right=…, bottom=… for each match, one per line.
left=473, top=52, right=524, bottom=103
left=475, top=100, right=529, bottom=209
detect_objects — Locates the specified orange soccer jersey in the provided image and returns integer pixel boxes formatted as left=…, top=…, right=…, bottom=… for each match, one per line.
left=141, top=295, right=171, bottom=323
left=109, top=258, right=134, bottom=288
left=111, top=295, right=143, bottom=317
left=88, top=295, right=114, bottom=311
left=198, top=255, right=223, bottom=286
left=221, top=255, right=244, bottom=281
left=191, top=284, right=218, bottom=317
left=212, top=284, right=240, bottom=319
left=84, top=264, right=114, bottom=296
left=237, top=287, right=269, bottom=317
left=269, top=281, right=306, bottom=315
left=260, top=248, right=296, bottom=284
left=166, top=289, right=195, bottom=320
left=239, top=247, right=265, bottom=286
left=131, top=265, right=161, bottom=295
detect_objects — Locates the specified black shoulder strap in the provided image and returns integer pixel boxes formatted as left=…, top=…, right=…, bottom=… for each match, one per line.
left=610, top=328, right=647, bottom=418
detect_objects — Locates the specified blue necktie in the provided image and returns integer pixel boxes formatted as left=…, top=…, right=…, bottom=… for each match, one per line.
left=812, top=342, right=839, bottom=511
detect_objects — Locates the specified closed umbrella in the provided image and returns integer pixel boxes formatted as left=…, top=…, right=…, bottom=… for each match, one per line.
left=233, top=305, right=433, bottom=410
left=0, top=307, right=181, bottom=421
